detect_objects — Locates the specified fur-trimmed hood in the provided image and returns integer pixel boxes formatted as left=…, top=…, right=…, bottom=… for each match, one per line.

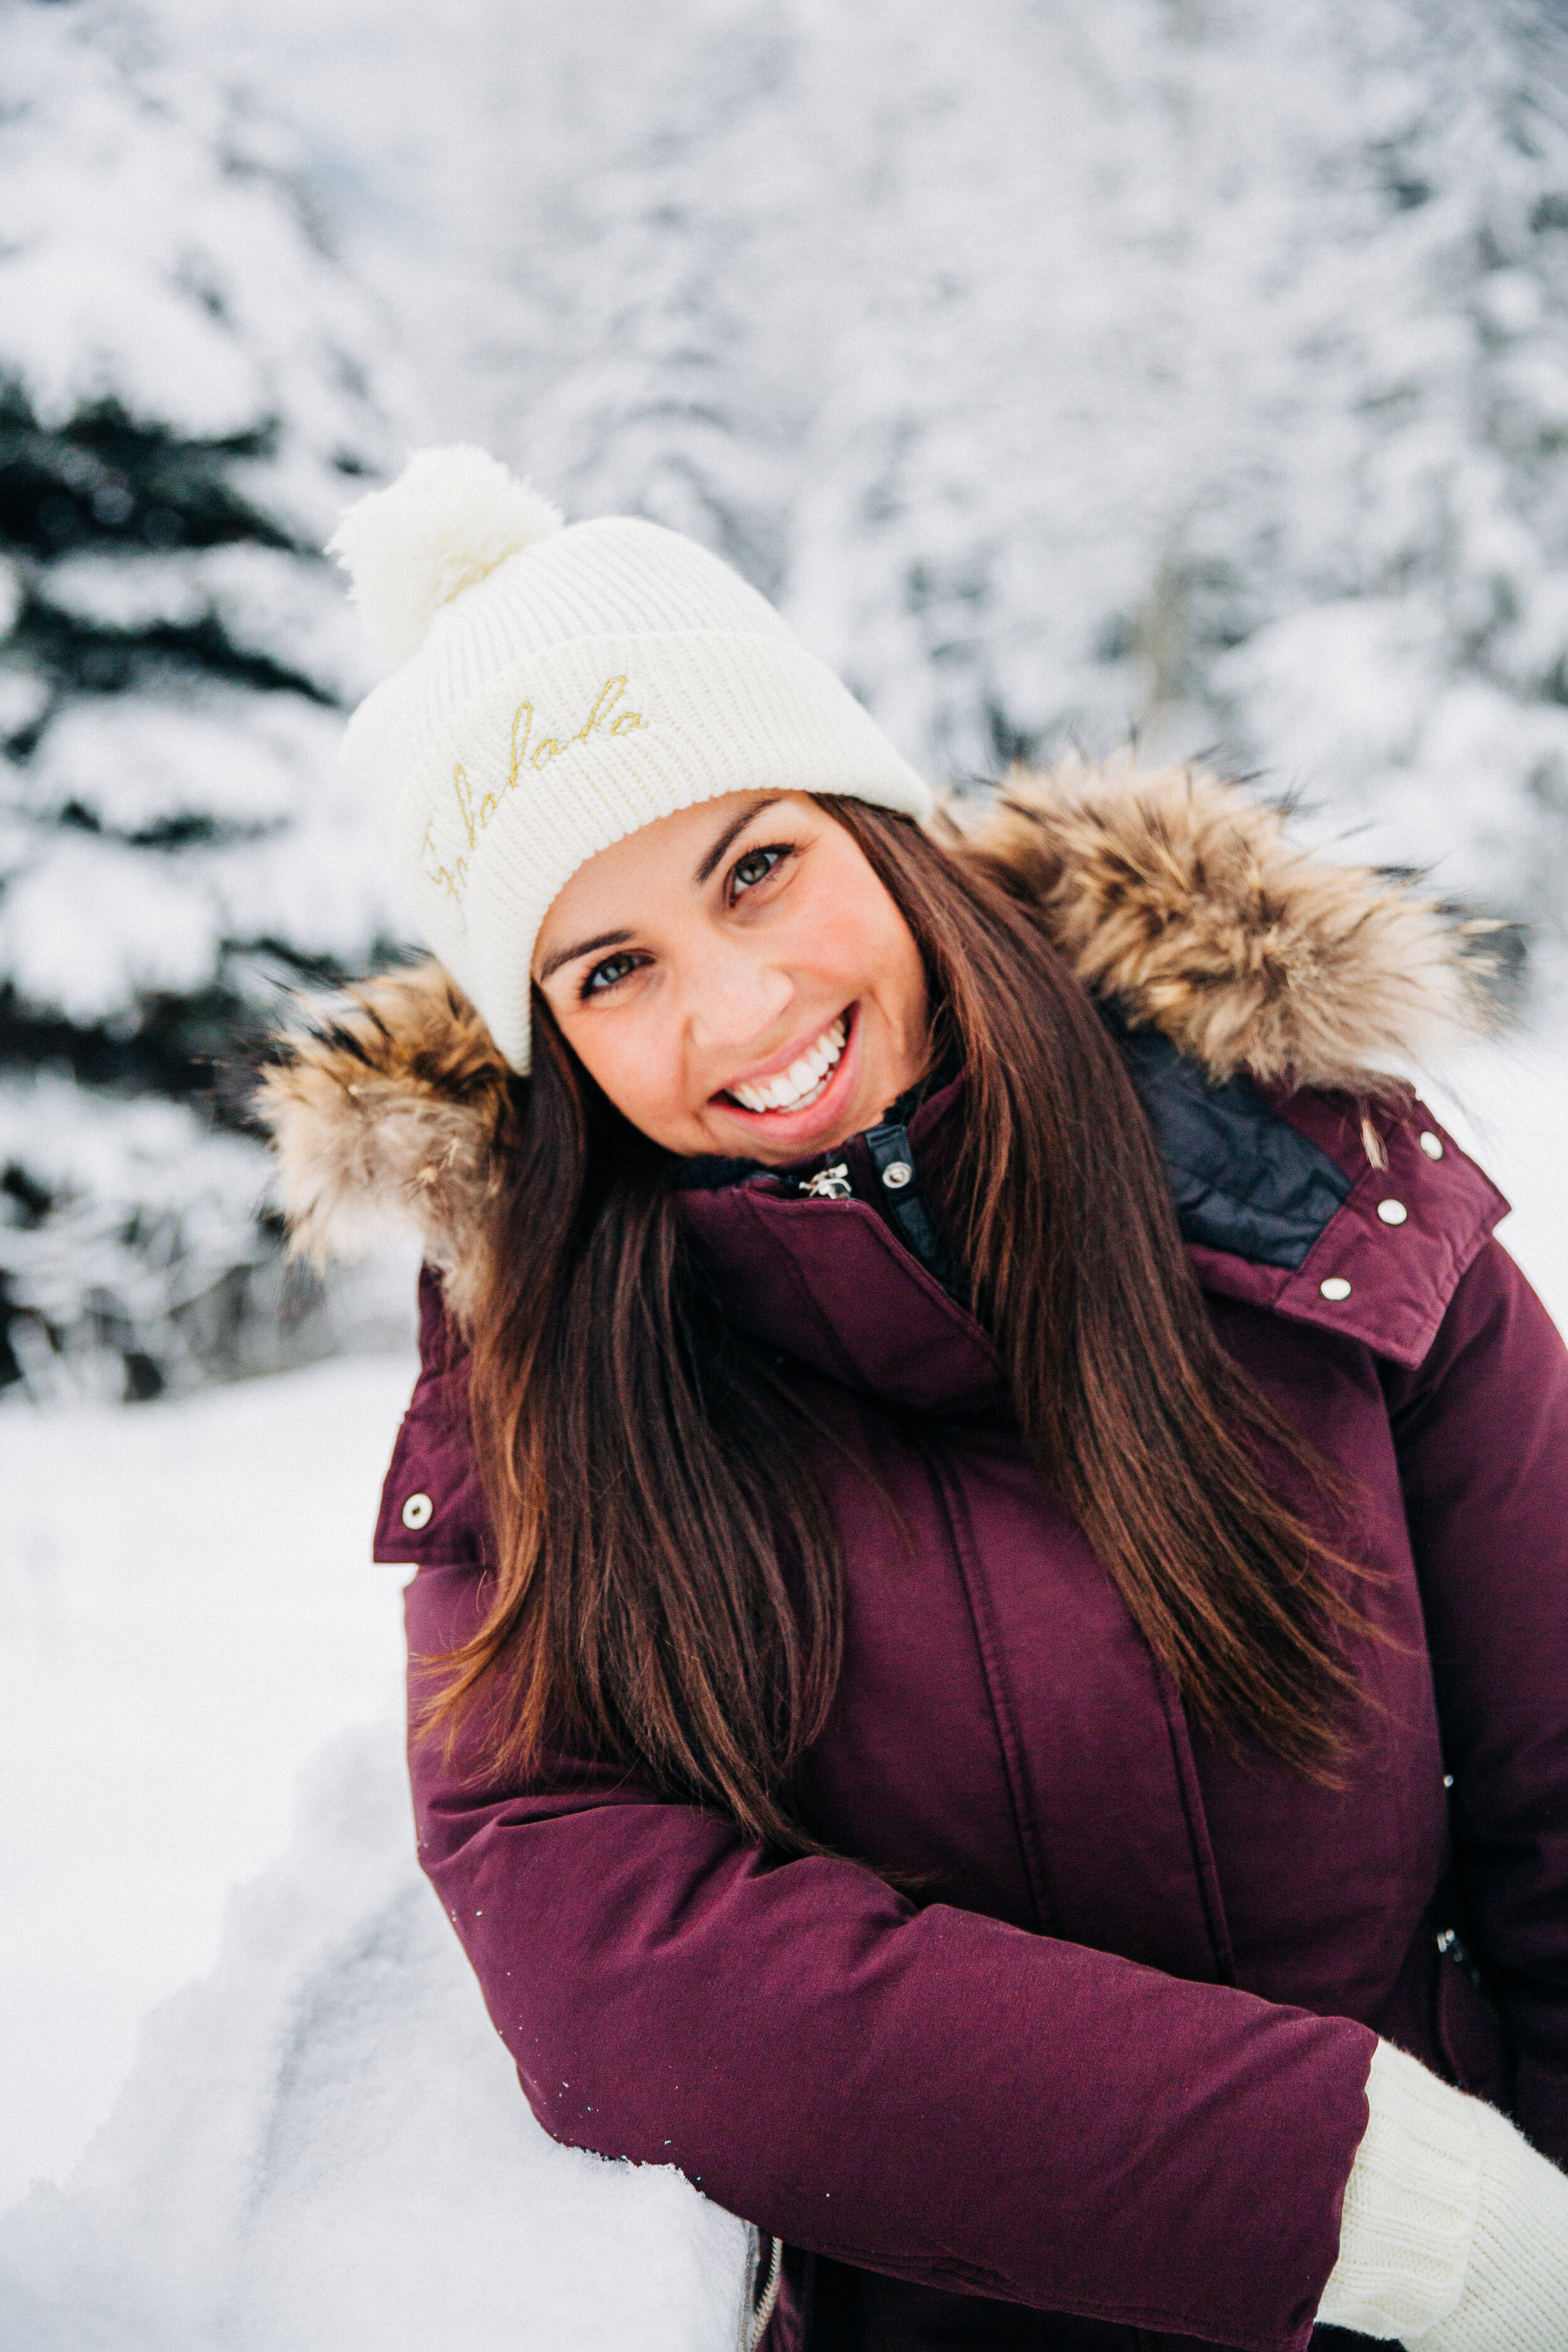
left=256, top=755, right=1483, bottom=1322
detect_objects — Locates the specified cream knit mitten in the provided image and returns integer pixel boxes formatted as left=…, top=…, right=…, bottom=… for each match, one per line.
left=1316, top=2038, right=1568, bottom=2348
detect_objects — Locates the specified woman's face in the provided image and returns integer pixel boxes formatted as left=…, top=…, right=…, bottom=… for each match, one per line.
left=532, top=792, right=931, bottom=1162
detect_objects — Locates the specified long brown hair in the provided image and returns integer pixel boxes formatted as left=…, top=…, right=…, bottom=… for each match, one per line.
left=430, top=800, right=1369, bottom=1846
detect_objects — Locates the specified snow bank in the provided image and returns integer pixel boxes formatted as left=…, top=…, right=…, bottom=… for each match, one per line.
left=0, top=1356, right=416, bottom=2197
left=0, top=1730, right=751, bottom=2352
left=0, top=1350, right=753, bottom=2348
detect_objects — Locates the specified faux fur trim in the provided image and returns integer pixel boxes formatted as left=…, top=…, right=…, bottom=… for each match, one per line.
left=255, top=963, right=509, bottom=1325
left=256, top=754, right=1484, bottom=1290
left=961, top=753, right=1481, bottom=1093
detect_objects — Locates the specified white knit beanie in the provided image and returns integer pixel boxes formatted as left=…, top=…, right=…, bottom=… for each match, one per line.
left=328, top=445, right=933, bottom=1073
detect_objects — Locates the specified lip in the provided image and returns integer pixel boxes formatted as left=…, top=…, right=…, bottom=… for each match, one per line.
left=711, top=1004, right=860, bottom=1144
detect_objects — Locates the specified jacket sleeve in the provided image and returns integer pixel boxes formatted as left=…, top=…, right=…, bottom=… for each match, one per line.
left=1382, top=1237, right=1568, bottom=2162
left=384, top=1315, right=1376, bottom=2350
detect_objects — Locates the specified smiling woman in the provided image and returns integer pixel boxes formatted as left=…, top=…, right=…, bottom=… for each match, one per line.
left=259, top=447, right=1568, bottom=2352
left=533, top=792, right=929, bottom=1160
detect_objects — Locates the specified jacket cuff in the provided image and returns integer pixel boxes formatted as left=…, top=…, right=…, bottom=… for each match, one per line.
left=1315, top=2040, right=1479, bottom=2341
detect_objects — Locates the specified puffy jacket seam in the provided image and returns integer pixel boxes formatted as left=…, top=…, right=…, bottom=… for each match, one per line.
left=734, top=1197, right=872, bottom=1391
left=918, top=1439, right=1057, bottom=1936
left=1152, top=1663, right=1237, bottom=1986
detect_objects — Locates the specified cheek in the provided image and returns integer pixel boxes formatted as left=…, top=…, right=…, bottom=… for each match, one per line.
left=789, top=882, right=905, bottom=989
left=879, top=901, right=928, bottom=1014
left=822, top=883, right=924, bottom=1024
left=571, top=1020, right=664, bottom=1116
left=559, top=1006, right=701, bottom=1143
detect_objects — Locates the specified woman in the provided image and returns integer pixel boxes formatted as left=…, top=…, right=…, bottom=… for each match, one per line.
left=263, top=446, right=1568, bottom=2349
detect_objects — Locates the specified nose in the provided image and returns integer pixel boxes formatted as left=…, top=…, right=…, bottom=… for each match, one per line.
left=681, top=935, right=795, bottom=1061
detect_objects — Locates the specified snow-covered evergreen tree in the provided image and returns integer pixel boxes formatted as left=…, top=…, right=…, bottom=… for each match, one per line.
left=466, top=0, right=818, bottom=600
left=0, top=0, right=401, bottom=1397
left=458, top=0, right=1568, bottom=928
left=784, top=0, right=1568, bottom=932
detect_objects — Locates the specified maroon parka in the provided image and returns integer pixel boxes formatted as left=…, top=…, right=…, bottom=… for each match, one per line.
left=373, top=1067, right=1566, bottom=2352
left=260, top=766, right=1568, bottom=2352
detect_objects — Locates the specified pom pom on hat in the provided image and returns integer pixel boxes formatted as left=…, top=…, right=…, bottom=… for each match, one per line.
left=327, top=443, right=564, bottom=663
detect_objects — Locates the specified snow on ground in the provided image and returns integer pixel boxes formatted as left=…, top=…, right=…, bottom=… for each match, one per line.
left=0, top=1348, right=753, bottom=2349
left=0, top=1355, right=416, bottom=2206
left=0, top=1010, right=1563, bottom=2349
left=0, top=1735, right=750, bottom=2352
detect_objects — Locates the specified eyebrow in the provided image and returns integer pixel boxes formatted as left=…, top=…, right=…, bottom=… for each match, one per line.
left=692, top=795, right=785, bottom=886
left=537, top=798, right=788, bottom=984
left=536, top=927, right=633, bottom=985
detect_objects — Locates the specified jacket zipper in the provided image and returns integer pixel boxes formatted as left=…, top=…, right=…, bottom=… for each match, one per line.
left=793, top=1130, right=956, bottom=1292
left=748, top=2233, right=782, bottom=2345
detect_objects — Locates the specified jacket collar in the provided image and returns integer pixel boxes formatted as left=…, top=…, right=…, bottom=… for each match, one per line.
left=673, top=1061, right=1507, bottom=1411
left=675, top=1073, right=1000, bottom=1418
left=1109, top=1019, right=1508, bottom=1367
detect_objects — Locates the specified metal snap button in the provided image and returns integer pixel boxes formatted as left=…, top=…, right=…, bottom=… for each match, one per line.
left=881, top=1161, right=913, bottom=1190
left=401, top=1492, right=434, bottom=1531
left=1377, top=1199, right=1408, bottom=1226
left=1419, top=1131, right=1444, bottom=1160
left=1319, top=1276, right=1352, bottom=1301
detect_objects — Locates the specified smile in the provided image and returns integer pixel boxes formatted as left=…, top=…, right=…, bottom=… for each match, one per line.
left=726, top=1015, right=847, bottom=1115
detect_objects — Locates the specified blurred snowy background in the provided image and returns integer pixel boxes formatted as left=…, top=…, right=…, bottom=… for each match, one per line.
left=3, top=0, right=1567, bottom=2344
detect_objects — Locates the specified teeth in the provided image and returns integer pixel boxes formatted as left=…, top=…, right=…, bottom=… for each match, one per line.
left=730, top=1017, right=846, bottom=1114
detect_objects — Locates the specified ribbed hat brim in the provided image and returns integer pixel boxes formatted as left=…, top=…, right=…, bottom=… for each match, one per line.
left=343, top=626, right=931, bottom=1071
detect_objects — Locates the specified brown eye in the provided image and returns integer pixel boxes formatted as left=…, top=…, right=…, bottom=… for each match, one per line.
left=583, top=951, right=640, bottom=997
left=731, top=845, right=785, bottom=897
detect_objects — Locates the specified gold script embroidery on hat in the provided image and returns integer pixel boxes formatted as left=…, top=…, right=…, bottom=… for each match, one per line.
left=420, top=674, right=647, bottom=911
